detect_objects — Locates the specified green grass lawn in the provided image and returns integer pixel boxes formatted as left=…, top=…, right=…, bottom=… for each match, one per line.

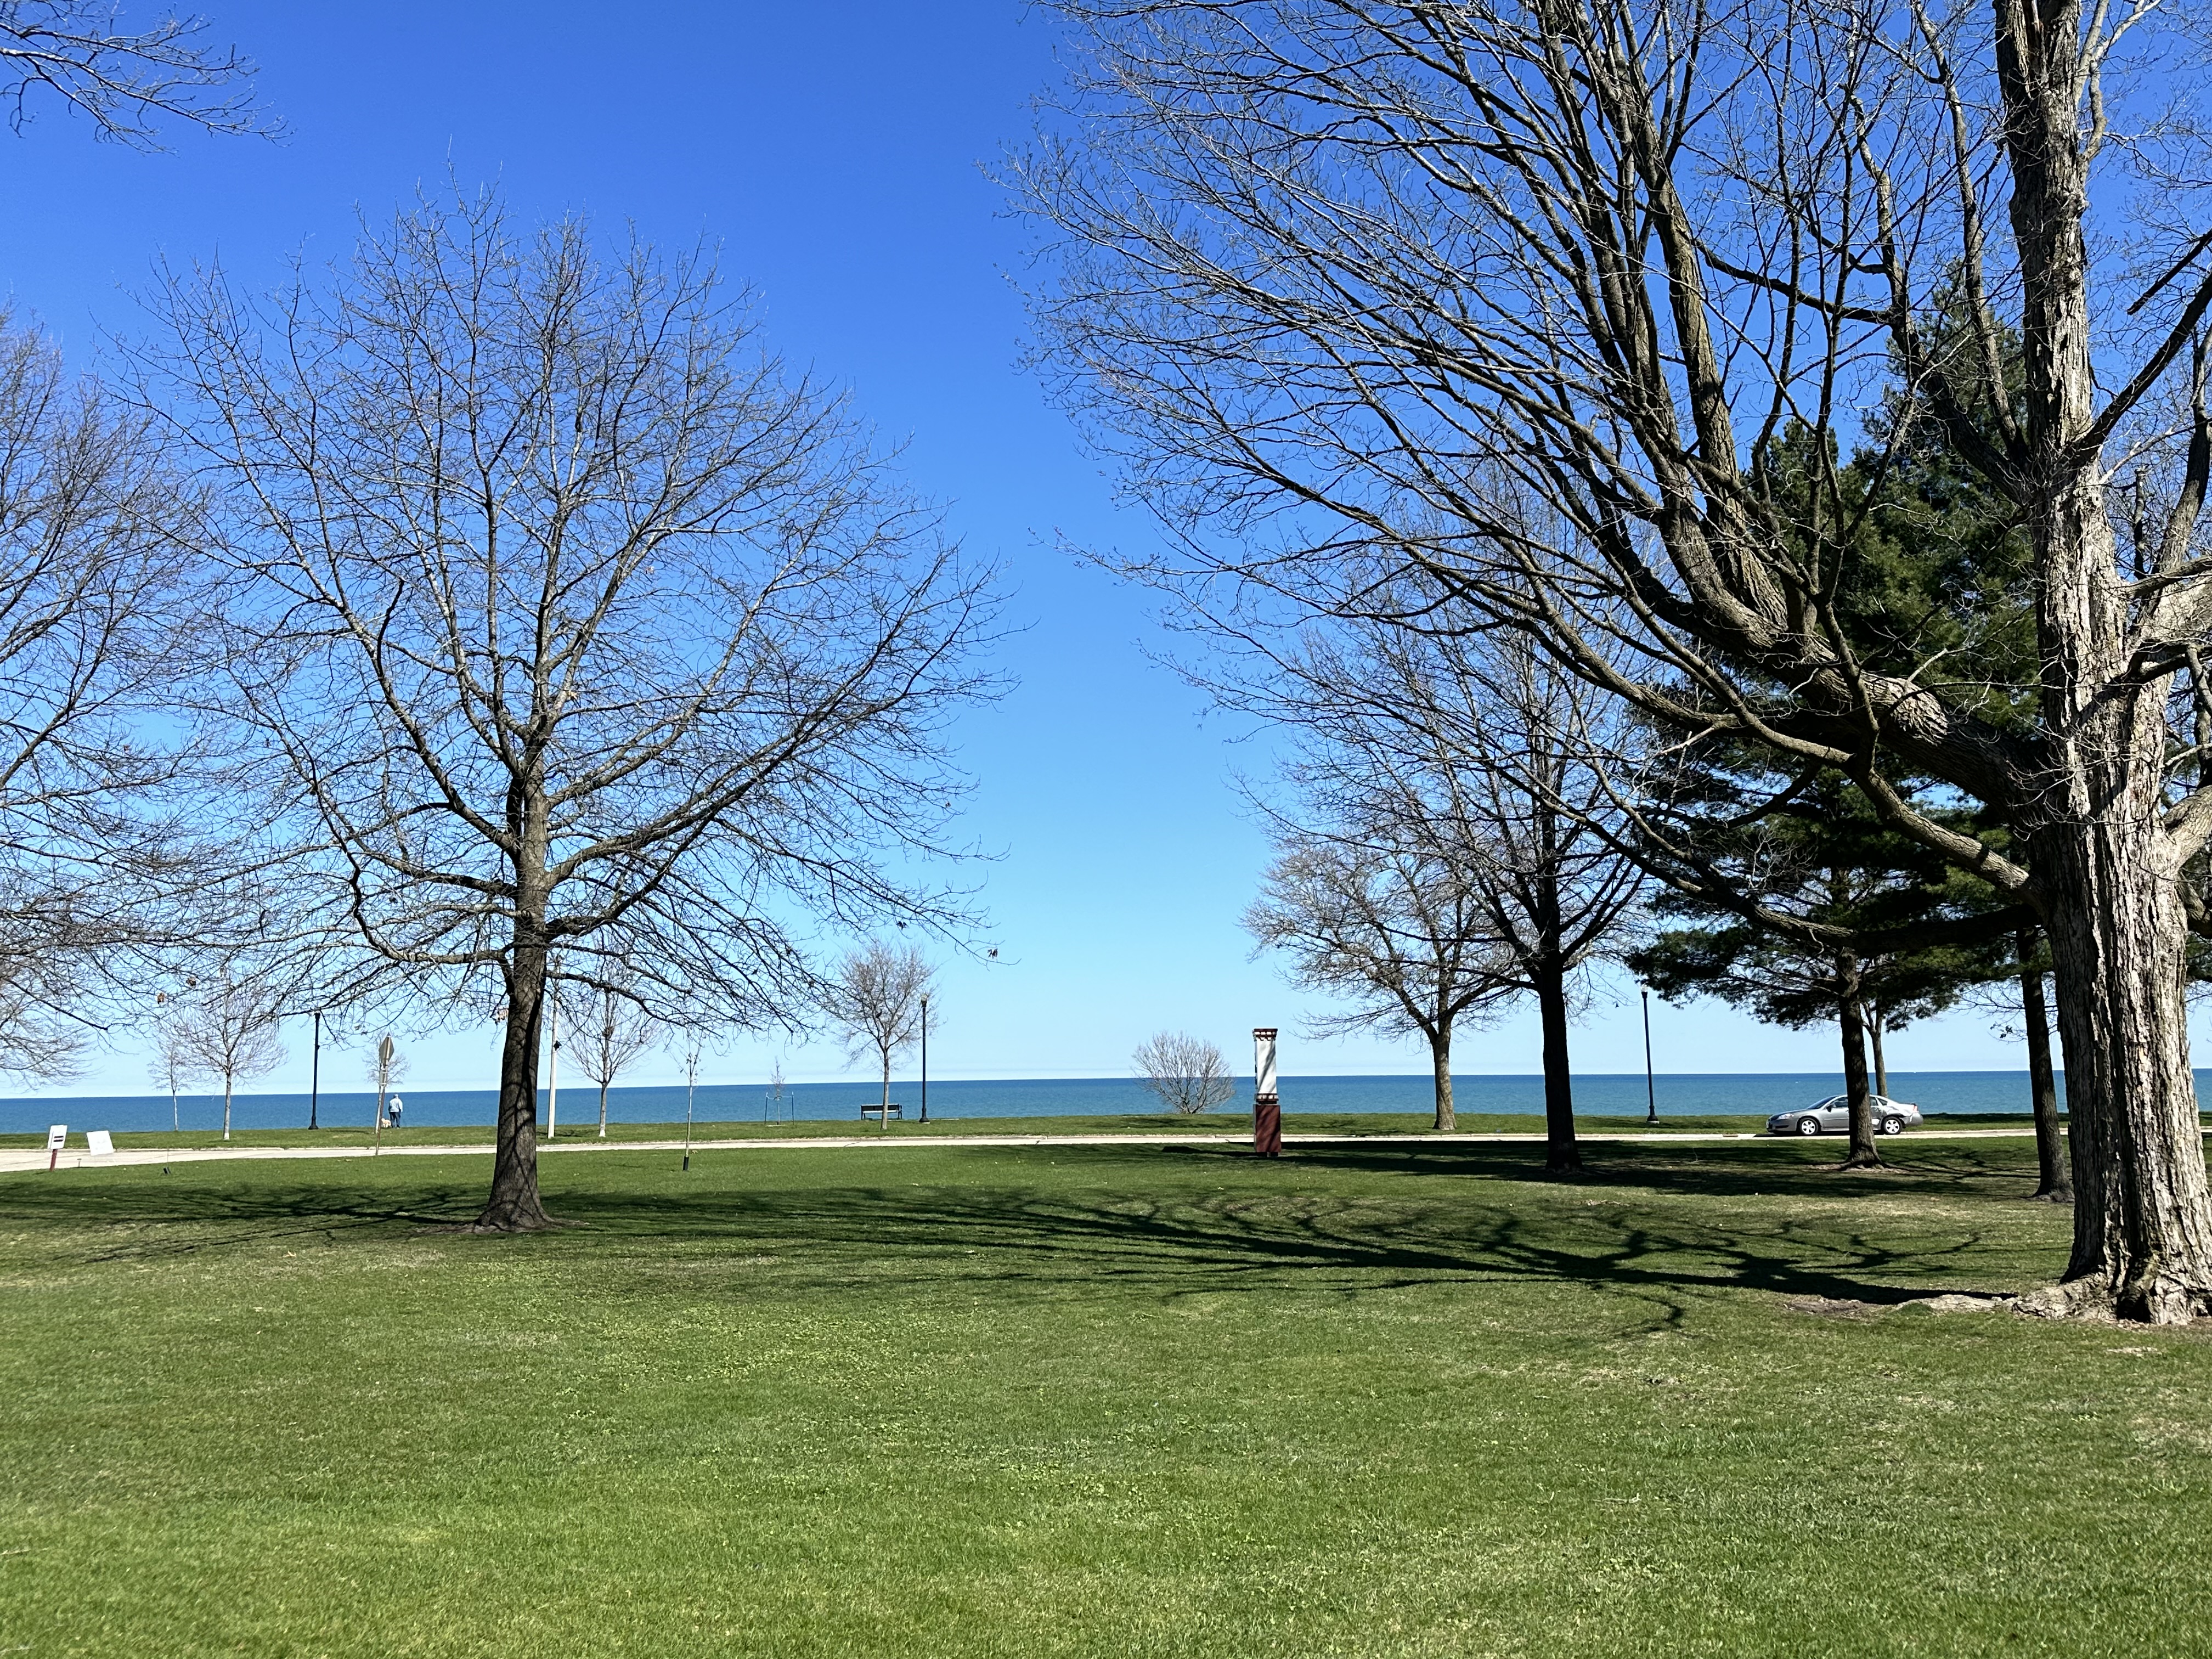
left=5, top=1137, right=2208, bottom=1656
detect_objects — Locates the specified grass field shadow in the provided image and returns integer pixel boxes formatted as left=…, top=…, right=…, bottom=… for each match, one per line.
left=3, top=1138, right=2051, bottom=1319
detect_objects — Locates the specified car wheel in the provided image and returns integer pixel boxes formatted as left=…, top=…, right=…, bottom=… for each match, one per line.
left=1797, top=1116, right=1821, bottom=1136
left=1881, top=1114, right=1905, bottom=1136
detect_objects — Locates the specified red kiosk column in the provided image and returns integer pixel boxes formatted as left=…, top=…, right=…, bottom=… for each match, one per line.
left=1252, top=1027, right=1282, bottom=1158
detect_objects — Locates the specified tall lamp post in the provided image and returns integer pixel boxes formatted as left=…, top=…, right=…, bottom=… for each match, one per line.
left=918, top=994, right=929, bottom=1125
left=1252, top=1027, right=1282, bottom=1158
left=544, top=962, right=562, bottom=1140
left=1641, top=988, right=1658, bottom=1126
left=308, top=1009, right=323, bottom=1132
left=683, top=1040, right=699, bottom=1172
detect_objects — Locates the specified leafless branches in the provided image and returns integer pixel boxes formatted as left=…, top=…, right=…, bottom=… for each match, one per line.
left=0, top=313, right=224, bottom=1080
left=147, top=1009, right=191, bottom=1128
left=165, top=967, right=284, bottom=1139
left=1238, top=600, right=1645, bottom=1149
left=1246, top=831, right=1508, bottom=1129
left=831, top=938, right=932, bottom=1123
left=136, top=188, right=1000, bottom=1227
left=1131, top=1029, right=1235, bottom=1114
left=0, top=2, right=267, bottom=146
left=569, top=977, right=654, bottom=1138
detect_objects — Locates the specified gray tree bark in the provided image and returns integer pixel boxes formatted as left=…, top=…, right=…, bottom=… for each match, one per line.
left=479, top=907, right=552, bottom=1233
left=481, top=803, right=552, bottom=1231
left=1535, top=959, right=1579, bottom=1173
left=2017, top=929, right=2071, bottom=1204
left=2030, top=810, right=2212, bottom=1316
left=1836, top=955, right=1882, bottom=1171
left=1430, top=1030, right=1455, bottom=1132
left=1998, top=6, right=2212, bottom=1317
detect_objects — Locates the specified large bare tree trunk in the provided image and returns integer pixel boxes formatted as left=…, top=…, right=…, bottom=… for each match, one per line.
left=2032, top=805, right=2212, bottom=1317
left=479, top=915, right=552, bottom=1232
left=1430, top=1030, right=1455, bottom=1132
left=2018, top=929, right=2072, bottom=1204
left=1835, top=957, right=1881, bottom=1171
left=1995, top=0, right=2212, bottom=1318
left=1534, top=960, right=1578, bottom=1172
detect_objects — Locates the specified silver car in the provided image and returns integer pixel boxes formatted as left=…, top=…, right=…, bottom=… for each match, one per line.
left=1767, top=1094, right=1923, bottom=1137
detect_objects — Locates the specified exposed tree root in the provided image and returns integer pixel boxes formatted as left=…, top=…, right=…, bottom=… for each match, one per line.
left=1908, top=1293, right=2012, bottom=1314
left=468, top=1197, right=562, bottom=1234
left=2017, top=1272, right=2212, bottom=1326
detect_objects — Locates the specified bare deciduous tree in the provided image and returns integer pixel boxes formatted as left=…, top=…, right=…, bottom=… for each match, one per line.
left=571, top=979, right=654, bottom=1140
left=1246, top=834, right=1503, bottom=1131
left=831, top=939, right=932, bottom=1127
left=142, top=190, right=998, bottom=1229
left=682, top=1030, right=704, bottom=1165
left=0, top=316, right=221, bottom=1083
left=1240, top=609, right=1645, bottom=1160
left=169, top=970, right=284, bottom=1141
left=1020, top=0, right=2212, bottom=1319
left=148, top=1011, right=195, bottom=1131
left=1131, top=1029, right=1235, bottom=1115
left=0, top=7, right=269, bottom=1082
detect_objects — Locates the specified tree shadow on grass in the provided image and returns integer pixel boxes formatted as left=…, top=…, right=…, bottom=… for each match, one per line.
left=0, top=1177, right=478, bottom=1264
left=1253, top=1138, right=2044, bottom=1200
left=552, top=1172, right=2010, bottom=1321
left=1, top=1139, right=2045, bottom=1317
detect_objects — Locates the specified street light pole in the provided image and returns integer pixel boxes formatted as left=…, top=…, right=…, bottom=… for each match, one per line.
left=1641, top=988, right=1658, bottom=1126
left=683, top=1041, right=697, bottom=1172
left=309, top=1009, right=322, bottom=1132
left=919, top=994, right=929, bottom=1125
left=545, top=969, right=561, bottom=1141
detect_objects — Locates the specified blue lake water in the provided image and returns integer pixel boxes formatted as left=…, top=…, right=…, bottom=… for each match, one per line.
left=0, top=1069, right=2113, bottom=1135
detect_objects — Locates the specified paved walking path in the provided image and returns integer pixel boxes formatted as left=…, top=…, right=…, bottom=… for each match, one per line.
left=0, top=1125, right=2049, bottom=1176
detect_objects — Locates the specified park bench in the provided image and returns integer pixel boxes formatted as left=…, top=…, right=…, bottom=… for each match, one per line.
left=859, top=1102, right=904, bottom=1120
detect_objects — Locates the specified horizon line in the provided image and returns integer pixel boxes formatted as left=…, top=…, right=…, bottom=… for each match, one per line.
left=3, top=1064, right=2091, bottom=1105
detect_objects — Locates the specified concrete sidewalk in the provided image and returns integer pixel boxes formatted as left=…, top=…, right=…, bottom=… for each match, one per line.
left=0, top=1125, right=2049, bottom=1176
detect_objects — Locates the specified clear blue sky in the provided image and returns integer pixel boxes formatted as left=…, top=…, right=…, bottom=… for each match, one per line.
left=2, top=1, right=2066, bottom=1095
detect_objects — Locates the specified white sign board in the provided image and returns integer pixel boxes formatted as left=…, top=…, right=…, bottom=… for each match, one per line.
left=86, top=1130, right=114, bottom=1156
left=44, top=1124, right=65, bottom=1152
